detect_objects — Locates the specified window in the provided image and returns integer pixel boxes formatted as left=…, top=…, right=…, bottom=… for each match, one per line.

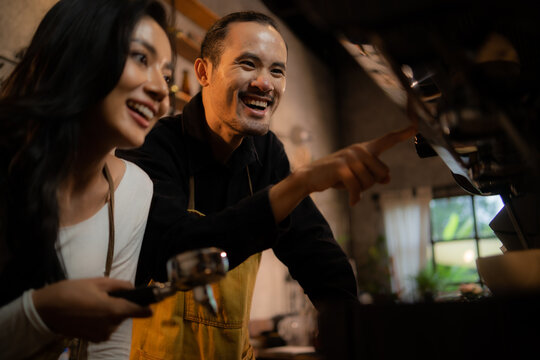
left=428, top=193, right=504, bottom=290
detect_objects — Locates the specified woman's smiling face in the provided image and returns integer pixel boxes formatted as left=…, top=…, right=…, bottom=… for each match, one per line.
left=97, top=16, right=173, bottom=149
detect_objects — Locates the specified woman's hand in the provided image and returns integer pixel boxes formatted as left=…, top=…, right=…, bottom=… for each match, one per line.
left=33, top=277, right=152, bottom=342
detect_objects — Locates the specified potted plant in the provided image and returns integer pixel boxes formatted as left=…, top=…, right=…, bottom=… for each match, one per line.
left=413, top=263, right=445, bottom=302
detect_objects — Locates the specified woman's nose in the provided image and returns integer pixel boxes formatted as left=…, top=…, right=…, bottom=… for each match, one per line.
left=145, top=69, right=169, bottom=102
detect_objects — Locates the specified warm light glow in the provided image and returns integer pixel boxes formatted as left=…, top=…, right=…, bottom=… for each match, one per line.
left=463, top=249, right=475, bottom=263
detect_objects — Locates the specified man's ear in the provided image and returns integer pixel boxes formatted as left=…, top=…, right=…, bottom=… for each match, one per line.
left=194, top=58, right=210, bottom=87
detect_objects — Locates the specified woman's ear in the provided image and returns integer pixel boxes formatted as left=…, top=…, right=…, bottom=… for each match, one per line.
left=194, top=58, right=210, bottom=87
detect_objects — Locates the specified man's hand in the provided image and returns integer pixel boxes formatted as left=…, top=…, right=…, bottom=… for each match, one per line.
left=269, top=126, right=416, bottom=222
left=33, top=278, right=152, bottom=342
left=304, top=125, right=416, bottom=204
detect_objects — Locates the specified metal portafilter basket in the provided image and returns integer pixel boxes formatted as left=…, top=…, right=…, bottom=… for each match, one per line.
left=109, top=247, right=229, bottom=315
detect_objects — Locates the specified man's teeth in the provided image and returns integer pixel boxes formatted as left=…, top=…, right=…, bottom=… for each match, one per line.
left=245, top=99, right=268, bottom=109
left=127, top=100, right=154, bottom=120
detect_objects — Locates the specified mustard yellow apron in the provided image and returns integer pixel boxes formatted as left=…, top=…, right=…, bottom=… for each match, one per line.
left=130, top=170, right=261, bottom=360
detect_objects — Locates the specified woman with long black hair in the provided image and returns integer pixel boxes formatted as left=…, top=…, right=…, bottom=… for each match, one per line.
left=0, top=0, right=174, bottom=358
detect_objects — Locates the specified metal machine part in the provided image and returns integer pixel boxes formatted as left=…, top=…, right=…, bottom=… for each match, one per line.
left=335, top=0, right=540, bottom=250
left=109, top=247, right=229, bottom=314
left=343, top=1, right=539, bottom=197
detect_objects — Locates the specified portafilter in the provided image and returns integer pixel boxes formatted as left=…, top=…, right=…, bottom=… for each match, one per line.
left=109, top=247, right=229, bottom=315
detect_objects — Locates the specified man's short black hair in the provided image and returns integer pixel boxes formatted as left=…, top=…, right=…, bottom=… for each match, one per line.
left=200, top=11, right=286, bottom=67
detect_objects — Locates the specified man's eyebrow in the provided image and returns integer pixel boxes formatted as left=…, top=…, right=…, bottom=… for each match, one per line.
left=131, top=38, right=173, bottom=71
left=236, top=52, right=286, bottom=70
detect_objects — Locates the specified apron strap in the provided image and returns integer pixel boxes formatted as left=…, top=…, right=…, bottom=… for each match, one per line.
left=102, top=163, right=115, bottom=277
left=188, top=176, right=195, bottom=211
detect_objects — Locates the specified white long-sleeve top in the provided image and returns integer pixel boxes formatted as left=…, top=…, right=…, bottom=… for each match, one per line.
left=0, top=160, right=153, bottom=359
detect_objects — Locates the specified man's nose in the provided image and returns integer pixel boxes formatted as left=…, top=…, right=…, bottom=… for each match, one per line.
left=250, top=73, right=273, bottom=93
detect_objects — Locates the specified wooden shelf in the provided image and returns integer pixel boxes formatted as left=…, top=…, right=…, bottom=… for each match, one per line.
left=169, top=0, right=217, bottom=111
left=169, top=0, right=218, bottom=71
left=175, top=32, right=200, bottom=63
left=173, top=0, right=219, bottom=30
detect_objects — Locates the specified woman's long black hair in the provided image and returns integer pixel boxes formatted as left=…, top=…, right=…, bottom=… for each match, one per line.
left=0, top=0, right=173, bottom=305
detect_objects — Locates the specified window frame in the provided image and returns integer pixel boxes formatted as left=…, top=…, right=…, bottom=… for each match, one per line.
left=428, top=187, right=504, bottom=290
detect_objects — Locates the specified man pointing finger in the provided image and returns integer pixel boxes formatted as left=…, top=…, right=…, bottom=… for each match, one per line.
left=118, top=11, right=415, bottom=360
left=364, top=125, right=417, bottom=156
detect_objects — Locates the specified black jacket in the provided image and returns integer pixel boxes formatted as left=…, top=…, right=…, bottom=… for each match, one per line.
left=117, top=92, right=358, bottom=307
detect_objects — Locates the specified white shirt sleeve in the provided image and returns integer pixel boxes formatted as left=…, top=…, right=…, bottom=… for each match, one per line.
left=0, top=289, right=59, bottom=359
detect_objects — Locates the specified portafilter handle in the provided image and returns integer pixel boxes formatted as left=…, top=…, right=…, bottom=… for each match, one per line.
left=108, top=281, right=175, bottom=306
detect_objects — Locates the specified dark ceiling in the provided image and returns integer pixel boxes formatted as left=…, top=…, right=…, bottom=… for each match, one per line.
left=261, top=0, right=346, bottom=67
left=262, top=0, right=540, bottom=75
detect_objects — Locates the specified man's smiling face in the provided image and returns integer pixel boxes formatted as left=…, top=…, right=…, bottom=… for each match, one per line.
left=202, top=21, right=287, bottom=138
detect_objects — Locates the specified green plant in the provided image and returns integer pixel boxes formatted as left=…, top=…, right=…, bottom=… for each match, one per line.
left=361, top=235, right=393, bottom=296
left=413, top=263, right=446, bottom=301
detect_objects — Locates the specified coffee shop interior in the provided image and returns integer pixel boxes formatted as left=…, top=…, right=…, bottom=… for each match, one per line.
left=2, top=0, right=539, bottom=359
